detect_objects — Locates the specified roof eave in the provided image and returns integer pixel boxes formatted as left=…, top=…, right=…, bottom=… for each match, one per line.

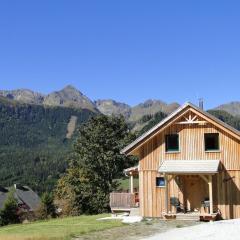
left=159, top=171, right=218, bottom=174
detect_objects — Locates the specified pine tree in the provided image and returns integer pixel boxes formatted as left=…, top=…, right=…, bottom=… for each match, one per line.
left=55, top=114, right=137, bottom=214
left=36, top=192, right=56, bottom=219
left=0, top=189, right=19, bottom=226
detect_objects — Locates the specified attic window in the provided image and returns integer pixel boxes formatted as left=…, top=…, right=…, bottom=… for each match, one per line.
left=205, top=133, right=219, bottom=151
left=165, top=134, right=179, bottom=152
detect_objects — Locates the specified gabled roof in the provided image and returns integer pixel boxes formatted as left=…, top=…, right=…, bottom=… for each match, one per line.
left=121, top=102, right=240, bottom=155
left=15, top=185, right=41, bottom=211
left=159, top=160, right=220, bottom=174
left=0, top=185, right=40, bottom=211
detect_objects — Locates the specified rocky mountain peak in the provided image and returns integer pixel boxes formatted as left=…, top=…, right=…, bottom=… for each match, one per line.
left=140, top=99, right=166, bottom=108
left=61, top=84, right=80, bottom=93
left=128, top=100, right=180, bottom=122
left=0, top=89, right=44, bottom=105
left=95, top=99, right=131, bottom=118
left=43, top=86, right=98, bottom=112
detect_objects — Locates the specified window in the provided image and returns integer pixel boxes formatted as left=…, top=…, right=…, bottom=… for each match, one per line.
left=204, top=133, right=219, bottom=151
left=156, top=177, right=165, bottom=187
left=165, top=134, right=179, bottom=152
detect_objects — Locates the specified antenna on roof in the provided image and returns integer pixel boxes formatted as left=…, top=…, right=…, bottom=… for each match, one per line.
left=198, top=98, right=204, bottom=110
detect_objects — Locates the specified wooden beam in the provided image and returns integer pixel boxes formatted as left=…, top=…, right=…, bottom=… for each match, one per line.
left=165, top=174, right=168, bottom=214
left=199, top=174, right=209, bottom=184
left=130, top=174, right=134, bottom=194
left=208, top=175, right=213, bottom=214
left=168, top=174, right=175, bottom=183
left=176, top=121, right=207, bottom=125
left=176, top=112, right=207, bottom=125
left=191, top=115, right=198, bottom=121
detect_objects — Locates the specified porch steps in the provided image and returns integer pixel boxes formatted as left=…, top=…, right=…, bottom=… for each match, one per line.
left=130, top=208, right=140, bottom=216
left=175, top=214, right=200, bottom=221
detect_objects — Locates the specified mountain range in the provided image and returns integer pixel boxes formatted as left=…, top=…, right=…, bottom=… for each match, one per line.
left=0, top=85, right=181, bottom=130
left=0, top=85, right=97, bottom=112
left=2, top=85, right=240, bottom=119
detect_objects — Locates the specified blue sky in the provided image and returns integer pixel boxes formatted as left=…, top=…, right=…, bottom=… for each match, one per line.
left=0, top=1, right=240, bottom=109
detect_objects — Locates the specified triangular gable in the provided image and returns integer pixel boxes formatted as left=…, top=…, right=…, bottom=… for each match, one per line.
left=121, top=102, right=240, bottom=155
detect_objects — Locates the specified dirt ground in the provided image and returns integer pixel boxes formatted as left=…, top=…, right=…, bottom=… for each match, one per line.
left=75, top=219, right=200, bottom=240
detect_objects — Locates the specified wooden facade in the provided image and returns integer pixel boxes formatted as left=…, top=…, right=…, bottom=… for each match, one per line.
left=122, top=103, right=240, bottom=219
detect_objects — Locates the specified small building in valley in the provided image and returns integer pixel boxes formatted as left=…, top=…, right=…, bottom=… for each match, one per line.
left=117, top=102, right=240, bottom=220
left=0, top=184, right=40, bottom=213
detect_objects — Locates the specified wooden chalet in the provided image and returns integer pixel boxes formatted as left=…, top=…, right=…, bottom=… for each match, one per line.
left=117, top=102, right=240, bottom=220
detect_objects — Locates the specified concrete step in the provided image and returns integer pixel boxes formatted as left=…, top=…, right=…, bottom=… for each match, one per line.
left=176, top=214, right=200, bottom=221
left=130, top=207, right=140, bottom=216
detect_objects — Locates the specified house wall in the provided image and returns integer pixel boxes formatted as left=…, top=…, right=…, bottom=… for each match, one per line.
left=138, top=110, right=240, bottom=219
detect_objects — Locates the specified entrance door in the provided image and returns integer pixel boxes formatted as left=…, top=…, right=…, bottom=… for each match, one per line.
left=183, top=176, right=207, bottom=212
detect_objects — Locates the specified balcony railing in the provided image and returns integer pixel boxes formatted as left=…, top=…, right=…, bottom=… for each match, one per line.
left=110, top=192, right=136, bottom=211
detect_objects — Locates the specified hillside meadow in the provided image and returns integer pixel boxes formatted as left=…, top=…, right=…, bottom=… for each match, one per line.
left=0, top=214, right=123, bottom=240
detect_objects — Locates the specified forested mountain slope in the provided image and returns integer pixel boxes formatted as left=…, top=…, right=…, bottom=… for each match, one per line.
left=207, top=109, right=240, bottom=130
left=214, top=102, right=240, bottom=117
left=0, top=97, right=96, bottom=193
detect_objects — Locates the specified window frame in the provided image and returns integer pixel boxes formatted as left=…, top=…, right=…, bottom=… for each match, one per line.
left=165, top=134, right=180, bottom=153
left=204, top=133, right=220, bottom=152
left=156, top=177, right=166, bottom=188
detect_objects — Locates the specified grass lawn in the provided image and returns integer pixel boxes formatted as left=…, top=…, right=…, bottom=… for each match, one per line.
left=117, top=177, right=139, bottom=191
left=0, top=214, right=123, bottom=240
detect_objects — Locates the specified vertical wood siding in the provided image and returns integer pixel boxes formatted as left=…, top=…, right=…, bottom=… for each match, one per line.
left=138, top=110, right=240, bottom=219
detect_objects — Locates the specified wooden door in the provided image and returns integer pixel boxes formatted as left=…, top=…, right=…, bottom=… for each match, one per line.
left=183, top=176, right=208, bottom=212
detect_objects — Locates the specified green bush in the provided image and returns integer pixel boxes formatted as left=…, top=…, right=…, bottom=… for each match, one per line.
left=0, top=189, right=20, bottom=226
left=36, top=192, right=56, bottom=219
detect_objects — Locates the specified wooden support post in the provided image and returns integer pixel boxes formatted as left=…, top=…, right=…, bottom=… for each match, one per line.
left=199, top=174, right=208, bottom=184
left=208, top=175, right=213, bottom=214
left=165, top=174, right=168, bottom=214
left=130, top=174, right=134, bottom=194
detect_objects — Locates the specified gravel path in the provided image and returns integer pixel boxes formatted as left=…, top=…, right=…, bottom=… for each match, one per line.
left=139, top=219, right=240, bottom=240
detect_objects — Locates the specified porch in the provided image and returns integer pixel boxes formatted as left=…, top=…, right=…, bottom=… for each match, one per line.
left=110, top=166, right=139, bottom=214
left=160, top=160, right=220, bottom=221
left=164, top=212, right=218, bottom=221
